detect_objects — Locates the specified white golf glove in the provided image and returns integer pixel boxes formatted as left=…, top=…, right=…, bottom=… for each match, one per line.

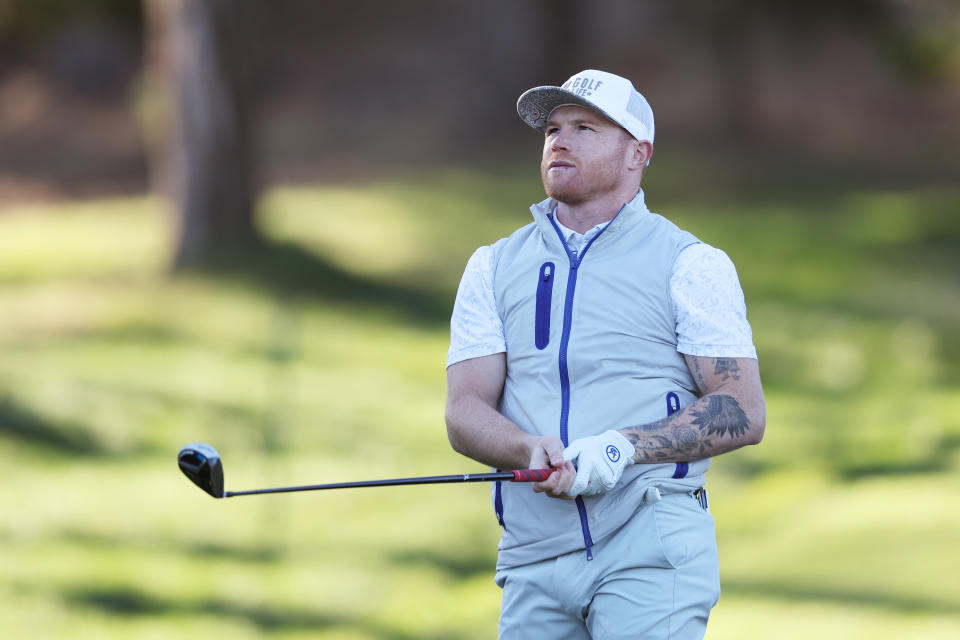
left=563, top=430, right=635, bottom=497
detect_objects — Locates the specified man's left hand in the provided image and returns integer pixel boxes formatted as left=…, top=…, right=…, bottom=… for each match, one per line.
left=562, top=430, right=635, bottom=497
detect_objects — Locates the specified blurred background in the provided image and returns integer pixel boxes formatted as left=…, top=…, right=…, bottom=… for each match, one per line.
left=1, top=1, right=958, bottom=638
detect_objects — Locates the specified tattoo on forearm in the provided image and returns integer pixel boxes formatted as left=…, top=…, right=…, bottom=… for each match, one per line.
left=675, top=425, right=699, bottom=450
left=622, top=393, right=750, bottom=461
left=624, top=417, right=713, bottom=461
left=714, top=358, right=741, bottom=381
left=691, top=395, right=749, bottom=439
left=636, top=416, right=670, bottom=433
left=693, top=358, right=706, bottom=391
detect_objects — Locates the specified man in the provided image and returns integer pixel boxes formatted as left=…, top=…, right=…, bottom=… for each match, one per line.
left=445, top=69, right=765, bottom=639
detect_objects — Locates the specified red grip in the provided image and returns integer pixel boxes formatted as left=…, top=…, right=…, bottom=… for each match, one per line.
left=511, top=468, right=555, bottom=482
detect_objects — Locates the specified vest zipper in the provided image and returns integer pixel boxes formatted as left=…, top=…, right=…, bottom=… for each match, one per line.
left=549, top=210, right=621, bottom=561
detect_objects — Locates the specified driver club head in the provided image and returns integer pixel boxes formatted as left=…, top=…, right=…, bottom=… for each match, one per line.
left=178, top=442, right=225, bottom=498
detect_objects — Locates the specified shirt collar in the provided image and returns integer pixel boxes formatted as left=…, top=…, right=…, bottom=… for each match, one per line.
left=552, top=210, right=607, bottom=244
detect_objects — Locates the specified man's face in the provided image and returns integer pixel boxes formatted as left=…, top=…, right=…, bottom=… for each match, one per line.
left=540, top=105, right=636, bottom=205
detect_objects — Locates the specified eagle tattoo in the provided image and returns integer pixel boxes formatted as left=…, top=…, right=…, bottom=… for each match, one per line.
left=691, top=395, right=750, bottom=439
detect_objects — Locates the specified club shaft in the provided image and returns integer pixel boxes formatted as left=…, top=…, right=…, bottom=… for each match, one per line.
left=223, top=469, right=551, bottom=497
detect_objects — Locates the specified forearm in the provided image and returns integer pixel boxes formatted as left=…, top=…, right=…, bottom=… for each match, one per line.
left=620, top=390, right=765, bottom=464
left=445, top=394, right=537, bottom=470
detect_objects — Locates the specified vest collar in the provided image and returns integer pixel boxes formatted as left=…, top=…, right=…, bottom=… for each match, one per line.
left=530, top=189, right=650, bottom=244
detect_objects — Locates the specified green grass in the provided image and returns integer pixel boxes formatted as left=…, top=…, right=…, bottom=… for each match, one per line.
left=0, top=162, right=958, bottom=638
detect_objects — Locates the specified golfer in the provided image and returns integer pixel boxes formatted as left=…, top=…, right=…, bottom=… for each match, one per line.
left=445, top=69, right=766, bottom=639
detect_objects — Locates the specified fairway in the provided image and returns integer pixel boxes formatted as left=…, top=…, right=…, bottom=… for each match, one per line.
left=1, top=164, right=958, bottom=638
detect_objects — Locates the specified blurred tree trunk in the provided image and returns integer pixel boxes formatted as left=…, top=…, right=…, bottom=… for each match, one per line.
left=539, top=0, right=581, bottom=83
left=144, top=0, right=262, bottom=270
left=712, top=13, right=763, bottom=145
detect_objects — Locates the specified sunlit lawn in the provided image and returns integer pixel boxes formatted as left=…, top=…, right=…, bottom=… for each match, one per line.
left=0, top=162, right=958, bottom=638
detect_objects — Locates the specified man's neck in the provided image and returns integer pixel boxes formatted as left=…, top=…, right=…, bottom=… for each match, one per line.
left=555, top=189, right=639, bottom=234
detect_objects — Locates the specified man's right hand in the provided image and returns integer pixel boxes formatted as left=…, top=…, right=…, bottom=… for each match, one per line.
left=529, top=436, right=576, bottom=499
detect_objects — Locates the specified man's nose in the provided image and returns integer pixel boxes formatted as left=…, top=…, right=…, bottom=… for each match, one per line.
left=550, top=131, right=570, bottom=152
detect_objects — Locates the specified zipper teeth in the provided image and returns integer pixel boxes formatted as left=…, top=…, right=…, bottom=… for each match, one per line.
left=556, top=247, right=589, bottom=556
left=550, top=211, right=616, bottom=446
left=548, top=211, right=619, bottom=561
left=558, top=268, right=577, bottom=446
left=575, top=497, right=594, bottom=560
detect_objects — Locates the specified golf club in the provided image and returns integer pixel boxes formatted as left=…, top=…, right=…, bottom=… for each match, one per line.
left=178, top=442, right=556, bottom=499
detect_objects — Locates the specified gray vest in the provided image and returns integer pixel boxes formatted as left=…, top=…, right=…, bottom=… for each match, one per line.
left=491, top=192, right=709, bottom=569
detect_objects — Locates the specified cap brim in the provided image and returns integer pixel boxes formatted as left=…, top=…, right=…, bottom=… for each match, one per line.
left=517, top=86, right=621, bottom=133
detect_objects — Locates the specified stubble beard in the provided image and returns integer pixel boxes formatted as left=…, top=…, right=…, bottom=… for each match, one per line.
left=541, top=141, right=630, bottom=205
left=541, top=160, right=625, bottom=205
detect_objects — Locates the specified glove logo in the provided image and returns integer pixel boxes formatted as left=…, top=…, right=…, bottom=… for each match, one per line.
left=606, top=445, right=620, bottom=463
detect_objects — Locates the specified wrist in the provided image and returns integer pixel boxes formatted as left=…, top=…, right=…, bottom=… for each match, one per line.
left=606, top=429, right=636, bottom=466
left=521, top=434, right=540, bottom=464
left=523, top=433, right=554, bottom=468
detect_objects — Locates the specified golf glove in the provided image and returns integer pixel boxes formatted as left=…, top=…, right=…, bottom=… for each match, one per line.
left=563, top=430, right=635, bottom=497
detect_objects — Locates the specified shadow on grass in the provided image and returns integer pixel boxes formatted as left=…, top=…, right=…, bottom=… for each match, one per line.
left=64, top=585, right=340, bottom=631
left=389, top=546, right=494, bottom=581
left=827, top=425, right=960, bottom=482
left=67, top=378, right=260, bottom=431
left=61, top=584, right=470, bottom=639
left=837, top=456, right=955, bottom=481
left=710, top=456, right=776, bottom=480
left=56, top=527, right=286, bottom=564
left=181, top=240, right=452, bottom=327
left=54, top=527, right=495, bottom=579
left=0, top=396, right=106, bottom=456
left=0, top=381, right=262, bottom=459
left=834, top=428, right=960, bottom=481
left=723, top=580, right=960, bottom=616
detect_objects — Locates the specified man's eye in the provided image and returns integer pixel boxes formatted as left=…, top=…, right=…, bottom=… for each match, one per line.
left=578, top=125, right=594, bottom=132
left=545, top=127, right=559, bottom=135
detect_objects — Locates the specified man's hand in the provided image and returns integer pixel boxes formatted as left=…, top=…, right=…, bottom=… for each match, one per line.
left=562, top=430, right=635, bottom=497
left=529, top=436, right=576, bottom=499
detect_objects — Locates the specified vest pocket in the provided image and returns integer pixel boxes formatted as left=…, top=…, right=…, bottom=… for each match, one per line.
left=535, top=262, right=555, bottom=350
left=667, top=391, right=690, bottom=479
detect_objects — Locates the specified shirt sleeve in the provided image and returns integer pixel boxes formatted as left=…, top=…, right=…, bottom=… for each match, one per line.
left=447, top=245, right=507, bottom=367
left=670, top=243, right=758, bottom=359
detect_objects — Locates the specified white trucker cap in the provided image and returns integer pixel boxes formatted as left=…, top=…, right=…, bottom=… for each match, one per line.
left=517, top=69, right=655, bottom=145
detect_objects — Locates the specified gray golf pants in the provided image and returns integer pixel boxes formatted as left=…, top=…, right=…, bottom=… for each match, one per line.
left=496, top=490, right=720, bottom=639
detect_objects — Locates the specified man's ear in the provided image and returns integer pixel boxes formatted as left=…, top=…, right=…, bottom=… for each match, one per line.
left=628, top=141, right=653, bottom=171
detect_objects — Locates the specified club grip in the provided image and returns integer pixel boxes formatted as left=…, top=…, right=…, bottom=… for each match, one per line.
left=511, top=468, right=555, bottom=482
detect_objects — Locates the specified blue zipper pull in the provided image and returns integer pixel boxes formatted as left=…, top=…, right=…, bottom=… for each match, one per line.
left=667, top=392, right=680, bottom=416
